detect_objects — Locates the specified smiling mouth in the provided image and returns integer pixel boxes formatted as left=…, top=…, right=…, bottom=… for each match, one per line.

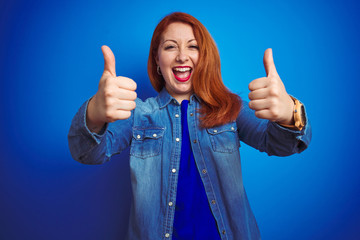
left=172, top=66, right=192, bottom=82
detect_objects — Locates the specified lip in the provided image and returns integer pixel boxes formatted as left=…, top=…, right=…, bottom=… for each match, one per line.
left=172, top=66, right=192, bottom=82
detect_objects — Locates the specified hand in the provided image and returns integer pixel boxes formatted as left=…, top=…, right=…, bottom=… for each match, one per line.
left=86, top=46, right=137, bottom=132
left=248, top=48, right=294, bottom=125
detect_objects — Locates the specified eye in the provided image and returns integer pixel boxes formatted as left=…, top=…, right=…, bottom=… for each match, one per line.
left=164, top=45, right=176, bottom=50
left=189, top=45, right=199, bottom=50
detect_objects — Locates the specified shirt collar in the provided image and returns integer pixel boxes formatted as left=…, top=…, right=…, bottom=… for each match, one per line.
left=156, top=88, right=201, bottom=109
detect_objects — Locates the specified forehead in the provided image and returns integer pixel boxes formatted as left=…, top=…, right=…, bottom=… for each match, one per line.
left=161, top=22, right=195, bottom=41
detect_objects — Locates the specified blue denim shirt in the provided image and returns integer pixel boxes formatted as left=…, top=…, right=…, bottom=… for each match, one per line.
left=68, top=88, right=311, bottom=240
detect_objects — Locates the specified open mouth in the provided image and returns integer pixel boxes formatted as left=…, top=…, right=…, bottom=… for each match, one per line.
left=172, top=66, right=192, bottom=82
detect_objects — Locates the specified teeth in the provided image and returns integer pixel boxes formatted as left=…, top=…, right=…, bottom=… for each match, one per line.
left=173, top=67, right=191, bottom=72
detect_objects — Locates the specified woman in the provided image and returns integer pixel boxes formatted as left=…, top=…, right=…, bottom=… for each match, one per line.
left=68, top=12, right=311, bottom=240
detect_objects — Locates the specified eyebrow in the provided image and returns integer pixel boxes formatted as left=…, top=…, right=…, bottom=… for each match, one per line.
left=162, top=39, right=197, bottom=45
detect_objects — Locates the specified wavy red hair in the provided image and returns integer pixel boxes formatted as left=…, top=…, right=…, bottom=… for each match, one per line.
left=148, top=12, right=241, bottom=128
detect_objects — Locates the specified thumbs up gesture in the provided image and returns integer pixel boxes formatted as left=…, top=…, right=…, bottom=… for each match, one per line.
left=248, top=48, right=294, bottom=125
left=86, top=46, right=137, bottom=133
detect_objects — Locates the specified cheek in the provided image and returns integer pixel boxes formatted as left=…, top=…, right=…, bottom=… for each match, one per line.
left=158, top=55, right=172, bottom=69
left=191, top=53, right=199, bottom=65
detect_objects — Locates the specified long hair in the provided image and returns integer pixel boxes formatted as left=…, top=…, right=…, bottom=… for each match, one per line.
left=148, top=12, right=241, bottom=128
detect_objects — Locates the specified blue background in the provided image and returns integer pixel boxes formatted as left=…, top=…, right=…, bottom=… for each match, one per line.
left=1, top=0, right=359, bottom=239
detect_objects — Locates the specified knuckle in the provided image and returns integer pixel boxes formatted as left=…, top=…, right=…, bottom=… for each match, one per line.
left=105, top=98, right=114, bottom=108
left=269, top=87, right=279, bottom=97
left=269, top=77, right=278, bottom=85
left=104, top=90, right=113, bottom=98
left=102, top=76, right=112, bottom=85
left=270, top=108, right=279, bottom=119
left=269, top=97, right=278, bottom=107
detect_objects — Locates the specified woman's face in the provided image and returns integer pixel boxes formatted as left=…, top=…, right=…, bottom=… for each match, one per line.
left=156, top=22, right=199, bottom=103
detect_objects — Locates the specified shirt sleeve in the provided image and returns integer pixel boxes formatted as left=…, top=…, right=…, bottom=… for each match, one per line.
left=67, top=99, right=134, bottom=164
left=236, top=100, right=312, bottom=156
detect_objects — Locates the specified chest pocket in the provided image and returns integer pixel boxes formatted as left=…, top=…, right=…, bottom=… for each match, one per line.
left=207, top=122, right=240, bottom=153
left=130, top=127, right=165, bottom=159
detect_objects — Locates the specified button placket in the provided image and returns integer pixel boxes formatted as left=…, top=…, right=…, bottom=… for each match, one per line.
left=164, top=105, right=181, bottom=238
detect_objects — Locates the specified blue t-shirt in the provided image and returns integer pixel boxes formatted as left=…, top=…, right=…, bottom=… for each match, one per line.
left=172, top=100, right=221, bottom=240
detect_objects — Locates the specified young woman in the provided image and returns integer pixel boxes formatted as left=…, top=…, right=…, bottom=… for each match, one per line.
left=68, top=12, right=311, bottom=240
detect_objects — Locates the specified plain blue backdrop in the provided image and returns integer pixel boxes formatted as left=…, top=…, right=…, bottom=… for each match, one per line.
left=1, top=0, right=359, bottom=239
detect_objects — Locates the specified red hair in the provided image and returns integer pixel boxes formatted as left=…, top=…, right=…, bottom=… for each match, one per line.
left=148, top=12, right=241, bottom=128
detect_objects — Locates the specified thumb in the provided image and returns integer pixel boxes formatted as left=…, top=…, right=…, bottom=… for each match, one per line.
left=263, top=48, right=278, bottom=77
left=101, top=45, right=116, bottom=77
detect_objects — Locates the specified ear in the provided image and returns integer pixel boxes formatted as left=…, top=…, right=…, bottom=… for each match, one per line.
left=155, top=55, right=159, bottom=65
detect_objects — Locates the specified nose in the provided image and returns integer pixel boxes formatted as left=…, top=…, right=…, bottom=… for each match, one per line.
left=176, top=50, right=189, bottom=63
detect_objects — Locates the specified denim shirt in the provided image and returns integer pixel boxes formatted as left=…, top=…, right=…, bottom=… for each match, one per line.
left=68, top=88, right=312, bottom=240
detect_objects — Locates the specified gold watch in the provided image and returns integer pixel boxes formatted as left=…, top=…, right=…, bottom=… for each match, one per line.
left=280, top=96, right=306, bottom=131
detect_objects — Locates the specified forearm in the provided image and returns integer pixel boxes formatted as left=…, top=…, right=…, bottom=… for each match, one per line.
left=237, top=102, right=312, bottom=156
left=68, top=99, right=133, bottom=164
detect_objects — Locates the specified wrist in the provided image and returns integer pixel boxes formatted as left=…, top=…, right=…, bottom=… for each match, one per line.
left=86, top=97, right=106, bottom=133
left=278, top=96, right=305, bottom=131
left=277, top=95, right=295, bottom=125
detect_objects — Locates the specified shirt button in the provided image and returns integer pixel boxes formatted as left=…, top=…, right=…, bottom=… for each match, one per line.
left=173, top=100, right=177, bottom=104
left=168, top=202, right=173, bottom=206
left=172, top=168, right=177, bottom=173
left=165, top=233, right=170, bottom=238
left=222, top=230, right=226, bottom=235
left=175, top=114, right=179, bottom=118
left=176, top=138, right=180, bottom=142
left=213, top=129, right=218, bottom=133
left=153, top=133, right=157, bottom=138
left=211, top=200, right=216, bottom=204
left=136, top=134, right=141, bottom=139
left=231, top=127, right=235, bottom=131
left=190, top=113, right=194, bottom=116
left=193, top=140, right=197, bottom=143
left=202, top=169, right=207, bottom=174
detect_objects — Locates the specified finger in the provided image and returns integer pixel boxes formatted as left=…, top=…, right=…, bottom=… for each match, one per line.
left=101, top=45, right=116, bottom=77
left=104, top=88, right=137, bottom=101
left=115, top=76, right=137, bottom=91
left=116, top=89, right=137, bottom=101
left=248, top=88, right=268, bottom=100
left=263, top=48, right=278, bottom=77
left=248, top=99, right=270, bottom=110
left=106, top=110, right=132, bottom=122
left=248, top=77, right=268, bottom=91
left=114, top=100, right=136, bottom=111
left=254, top=109, right=274, bottom=120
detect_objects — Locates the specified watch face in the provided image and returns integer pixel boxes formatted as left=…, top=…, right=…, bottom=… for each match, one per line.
left=300, top=104, right=306, bottom=125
